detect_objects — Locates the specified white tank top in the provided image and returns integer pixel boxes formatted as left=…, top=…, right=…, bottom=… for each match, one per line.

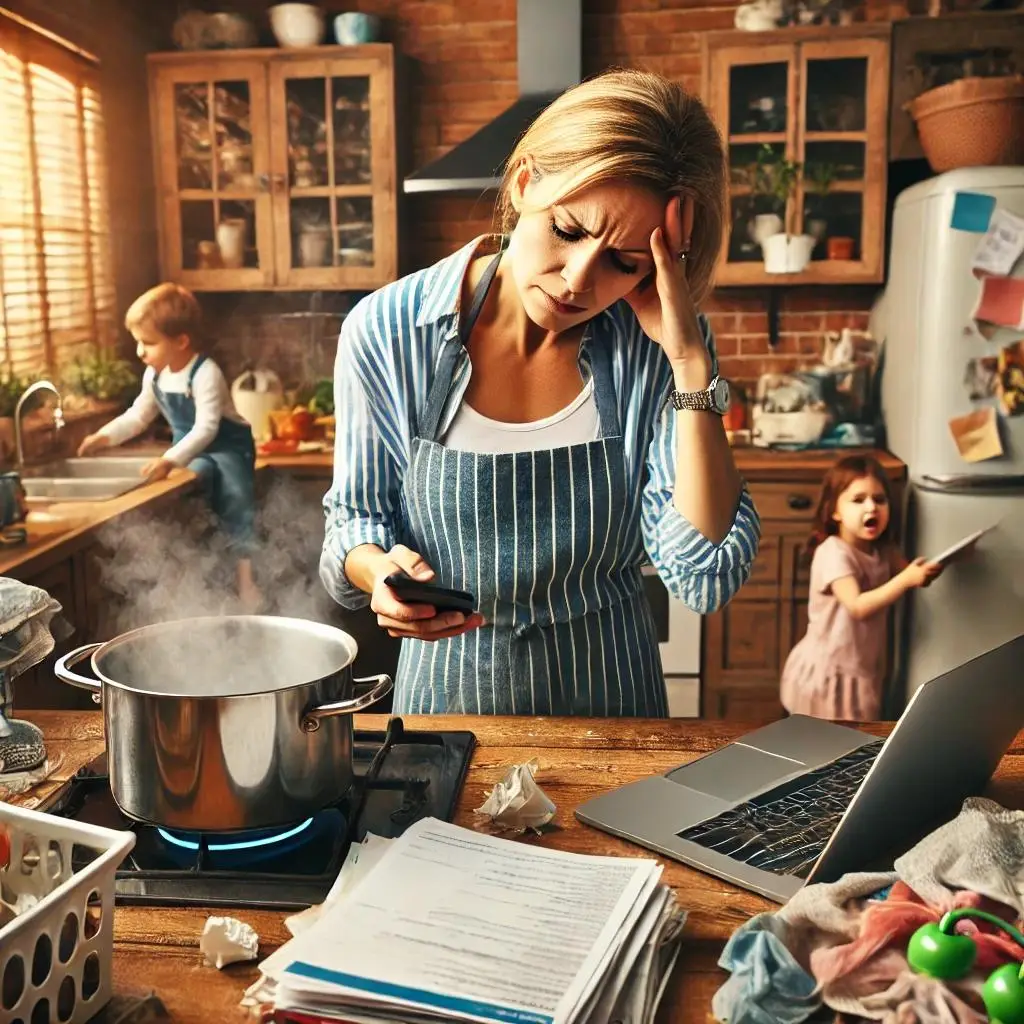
left=443, top=378, right=600, bottom=454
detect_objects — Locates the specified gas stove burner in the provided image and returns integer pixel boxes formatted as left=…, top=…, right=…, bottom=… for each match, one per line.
left=46, top=718, right=476, bottom=909
left=158, top=817, right=316, bottom=853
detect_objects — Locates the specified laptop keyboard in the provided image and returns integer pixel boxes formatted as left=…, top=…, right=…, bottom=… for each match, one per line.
left=676, top=740, right=885, bottom=879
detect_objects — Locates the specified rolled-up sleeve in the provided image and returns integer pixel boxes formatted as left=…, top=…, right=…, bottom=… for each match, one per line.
left=320, top=299, right=405, bottom=610
left=640, top=321, right=761, bottom=614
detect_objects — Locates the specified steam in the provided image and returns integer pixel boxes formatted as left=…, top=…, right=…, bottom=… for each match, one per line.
left=90, top=473, right=348, bottom=694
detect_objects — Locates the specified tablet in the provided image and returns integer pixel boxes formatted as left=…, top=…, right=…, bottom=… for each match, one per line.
left=928, top=524, right=997, bottom=567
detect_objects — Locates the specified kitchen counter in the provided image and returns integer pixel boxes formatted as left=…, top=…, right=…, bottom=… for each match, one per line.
left=0, top=469, right=199, bottom=580
left=0, top=450, right=334, bottom=580
left=13, top=711, right=1024, bottom=1023
left=731, top=446, right=905, bottom=483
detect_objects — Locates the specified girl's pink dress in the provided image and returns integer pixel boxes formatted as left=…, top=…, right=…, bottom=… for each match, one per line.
left=779, top=535, right=893, bottom=721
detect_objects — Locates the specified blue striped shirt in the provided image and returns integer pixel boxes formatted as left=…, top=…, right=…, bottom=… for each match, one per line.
left=320, top=238, right=761, bottom=615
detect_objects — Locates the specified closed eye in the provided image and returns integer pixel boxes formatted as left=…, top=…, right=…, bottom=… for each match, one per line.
left=550, top=220, right=639, bottom=275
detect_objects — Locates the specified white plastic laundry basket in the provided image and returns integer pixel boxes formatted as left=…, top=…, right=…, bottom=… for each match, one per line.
left=0, top=800, right=135, bottom=1024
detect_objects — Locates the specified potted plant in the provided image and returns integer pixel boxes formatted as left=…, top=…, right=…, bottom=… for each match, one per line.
left=755, top=152, right=816, bottom=274
left=744, top=145, right=785, bottom=247
left=0, top=372, right=30, bottom=464
left=61, top=348, right=140, bottom=408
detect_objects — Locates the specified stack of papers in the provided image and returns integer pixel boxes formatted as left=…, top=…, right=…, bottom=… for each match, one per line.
left=249, top=818, right=687, bottom=1024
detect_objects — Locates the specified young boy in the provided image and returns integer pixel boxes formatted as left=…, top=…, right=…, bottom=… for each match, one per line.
left=79, top=283, right=261, bottom=608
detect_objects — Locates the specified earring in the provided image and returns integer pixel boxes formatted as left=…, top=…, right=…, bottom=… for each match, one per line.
left=908, top=908, right=1024, bottom=1024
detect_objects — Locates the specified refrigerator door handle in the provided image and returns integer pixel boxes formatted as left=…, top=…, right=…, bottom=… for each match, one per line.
left=921, top=473, right=1024, bottom=492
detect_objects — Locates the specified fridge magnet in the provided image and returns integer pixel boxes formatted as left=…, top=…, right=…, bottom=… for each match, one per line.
left=950, top=191, right=996, bottom=233
left=963, top=356, right=998, bottom=401
left=971, top=208, right=1024, bottom=278
left=996, top=341, right=1024, bottom=416
left=948, top=407, right=1003, bottom=463
left=972, top=274, right=1024, bottom=339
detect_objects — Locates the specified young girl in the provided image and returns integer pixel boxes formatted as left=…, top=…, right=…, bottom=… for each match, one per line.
left=78, top=283, right=261, bottom=609
left=779, top=455, right=942, bottom=722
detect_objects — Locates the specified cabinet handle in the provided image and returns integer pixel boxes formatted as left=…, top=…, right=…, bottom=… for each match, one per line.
left=787, top=494, right=812, bottom=510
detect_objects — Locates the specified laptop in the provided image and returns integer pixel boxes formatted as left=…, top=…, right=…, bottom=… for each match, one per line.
left=575, top=633, right=1024, bottom=903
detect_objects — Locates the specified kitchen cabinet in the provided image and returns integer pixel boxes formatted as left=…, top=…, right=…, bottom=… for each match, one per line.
left=702, top=449, right=905, bottom=719
left=701, top=25, right=891, bottom=285
left=147, top=45, right=397, bottom=292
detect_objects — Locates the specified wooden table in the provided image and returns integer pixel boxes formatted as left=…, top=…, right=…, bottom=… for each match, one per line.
left=13, top=712, right=1024, bottom=1024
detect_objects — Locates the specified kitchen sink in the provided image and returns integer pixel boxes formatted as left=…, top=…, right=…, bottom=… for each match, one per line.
left=20, top=457, right=152, bottom=503
left=22, top=477, right=143, bottom=502
left=21, top=456, right=153, bottom=480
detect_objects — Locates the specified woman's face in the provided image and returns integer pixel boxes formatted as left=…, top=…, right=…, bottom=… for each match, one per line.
left=506, top=169, right=667, bottom=332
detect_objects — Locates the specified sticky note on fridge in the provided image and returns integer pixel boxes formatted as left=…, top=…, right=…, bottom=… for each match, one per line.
left=951, top=192, right=996, bottom=233
left=948, top=407, right=1003, bottom=463
left=972, top=275, right=1024, bottom=339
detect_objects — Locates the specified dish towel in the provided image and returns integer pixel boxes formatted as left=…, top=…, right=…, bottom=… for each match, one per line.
left=0, top=576, right=68, bottom=775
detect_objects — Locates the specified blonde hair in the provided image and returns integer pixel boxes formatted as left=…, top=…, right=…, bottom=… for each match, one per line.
left=496, top=68, right=726, bottom=304
left=125, top=282, right=203, bottom=343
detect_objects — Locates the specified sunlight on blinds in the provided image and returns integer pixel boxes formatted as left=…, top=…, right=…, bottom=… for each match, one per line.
left=0, top=27, right=115, bottom=380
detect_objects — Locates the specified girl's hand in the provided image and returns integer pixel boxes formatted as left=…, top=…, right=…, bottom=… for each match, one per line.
left=370, top=544, right=484, bottom=641
left=625, top=196, right=711, bottom=385
left=900, top=557, right=943, bottom=589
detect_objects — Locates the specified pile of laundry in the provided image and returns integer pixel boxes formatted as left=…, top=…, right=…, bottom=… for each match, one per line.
left=713, top=797, right=1024, bottom=1024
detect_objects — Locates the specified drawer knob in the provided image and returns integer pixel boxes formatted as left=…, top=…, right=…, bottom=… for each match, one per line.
left=788, top=494, right=812, bottom=510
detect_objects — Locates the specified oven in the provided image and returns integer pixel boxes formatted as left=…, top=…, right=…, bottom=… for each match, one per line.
left=641, top=564, right=702, bottom=717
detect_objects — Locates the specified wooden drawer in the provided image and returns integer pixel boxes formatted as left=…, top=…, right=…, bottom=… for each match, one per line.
left=749, top=482, right=819, bottom=521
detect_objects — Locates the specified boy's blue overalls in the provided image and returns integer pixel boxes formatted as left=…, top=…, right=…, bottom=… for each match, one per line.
left=152, top=355, right=256, bottom=553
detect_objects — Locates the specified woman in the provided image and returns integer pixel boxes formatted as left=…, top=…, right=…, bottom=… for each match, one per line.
left=321, top=69, right=760, bottom=716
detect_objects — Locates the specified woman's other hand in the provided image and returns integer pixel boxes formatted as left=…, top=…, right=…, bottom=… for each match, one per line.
left=625, top=195, right=712, bottom=387
left=370, top=544, right=484, bottom=641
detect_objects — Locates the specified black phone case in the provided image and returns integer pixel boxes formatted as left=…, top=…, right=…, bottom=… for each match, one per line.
left=384, top=573, right=476, bottom=614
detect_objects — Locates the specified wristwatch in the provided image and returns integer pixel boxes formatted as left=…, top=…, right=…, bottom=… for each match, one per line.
left=669, top=375, right=731, bottom=415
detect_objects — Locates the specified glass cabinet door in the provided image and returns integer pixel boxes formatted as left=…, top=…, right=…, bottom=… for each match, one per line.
left=268, top=56, right=396, bottom=289
left=152, top=62, right=273, bottom=288
left=798, top=38, right=889, bottom=279
left=709, top=45, right=796, bottom=270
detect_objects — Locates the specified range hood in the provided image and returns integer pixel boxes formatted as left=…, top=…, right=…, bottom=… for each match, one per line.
left=403, top=0, right=582, bottom=194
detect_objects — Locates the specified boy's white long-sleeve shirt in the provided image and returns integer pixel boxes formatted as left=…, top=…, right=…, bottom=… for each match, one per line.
left=98, top=356, right=247, bottom=466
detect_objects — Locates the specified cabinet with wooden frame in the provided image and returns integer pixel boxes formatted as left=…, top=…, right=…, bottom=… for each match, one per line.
left=701, top=25, right=891, bottom=286
left=147, top=45, right=397, bottom=291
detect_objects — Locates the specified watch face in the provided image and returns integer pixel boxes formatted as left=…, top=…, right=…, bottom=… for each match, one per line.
left=713, top=378, right=731, bottom=414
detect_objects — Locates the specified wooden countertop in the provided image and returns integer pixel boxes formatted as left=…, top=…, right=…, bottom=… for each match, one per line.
left=12, top=711, right=1024, bottom=1023
left=0, top=470, right=199, bottom=580
left=0, top=451, right=333, bottom=579
left=731, top=446, right=906, bottom=483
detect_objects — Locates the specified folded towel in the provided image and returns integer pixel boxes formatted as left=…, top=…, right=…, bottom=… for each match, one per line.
left=0, top=576, right=67, bottom=684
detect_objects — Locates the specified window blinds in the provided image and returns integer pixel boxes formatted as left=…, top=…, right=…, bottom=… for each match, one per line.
left=0, top=14, right=116, bottom=380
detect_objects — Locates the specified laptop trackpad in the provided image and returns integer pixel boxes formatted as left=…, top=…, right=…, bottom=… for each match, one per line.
left=666, top=743, right=802, bottom=802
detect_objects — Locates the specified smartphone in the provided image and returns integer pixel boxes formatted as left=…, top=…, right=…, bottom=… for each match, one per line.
left=384, top=573, right=476, bottom=615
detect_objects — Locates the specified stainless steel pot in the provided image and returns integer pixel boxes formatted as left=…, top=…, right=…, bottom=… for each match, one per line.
left=55, top=615, right=392, bottom=833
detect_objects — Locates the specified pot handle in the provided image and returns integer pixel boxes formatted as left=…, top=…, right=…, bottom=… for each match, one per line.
left=54, top=644, right=103, bottom=705
left=301, top=673, right=393, bottom=733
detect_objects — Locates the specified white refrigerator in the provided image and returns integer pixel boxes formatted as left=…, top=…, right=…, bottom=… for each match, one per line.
left=879, top=167, right=1024, bottom=701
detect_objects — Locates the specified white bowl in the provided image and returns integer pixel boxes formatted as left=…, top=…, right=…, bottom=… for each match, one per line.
left=269, top=3, right=325, bottom=48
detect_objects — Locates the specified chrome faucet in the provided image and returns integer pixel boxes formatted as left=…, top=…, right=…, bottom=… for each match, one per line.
left=14, top=380, right=65, bottom=468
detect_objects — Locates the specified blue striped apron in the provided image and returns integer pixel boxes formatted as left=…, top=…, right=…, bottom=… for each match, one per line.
left=394, top=254, right=667, bottom=717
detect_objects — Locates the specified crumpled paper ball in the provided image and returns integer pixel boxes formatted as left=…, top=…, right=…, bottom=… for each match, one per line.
left=474, top=758, right=556, bottom=834
left=199, top=915, right=259, bottom=969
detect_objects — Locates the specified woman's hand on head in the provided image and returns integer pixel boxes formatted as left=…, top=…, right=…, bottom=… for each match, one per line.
left=370, top=545, right=484, bottom=641
left=625, top=195, right=712, bottom=386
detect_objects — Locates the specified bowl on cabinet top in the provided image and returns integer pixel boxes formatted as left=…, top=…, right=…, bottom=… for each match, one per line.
left=268, top=3, right=325, bottom=48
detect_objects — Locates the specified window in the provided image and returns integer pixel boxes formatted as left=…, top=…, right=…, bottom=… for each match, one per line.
left=0, top=11, right=116, bottom=380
